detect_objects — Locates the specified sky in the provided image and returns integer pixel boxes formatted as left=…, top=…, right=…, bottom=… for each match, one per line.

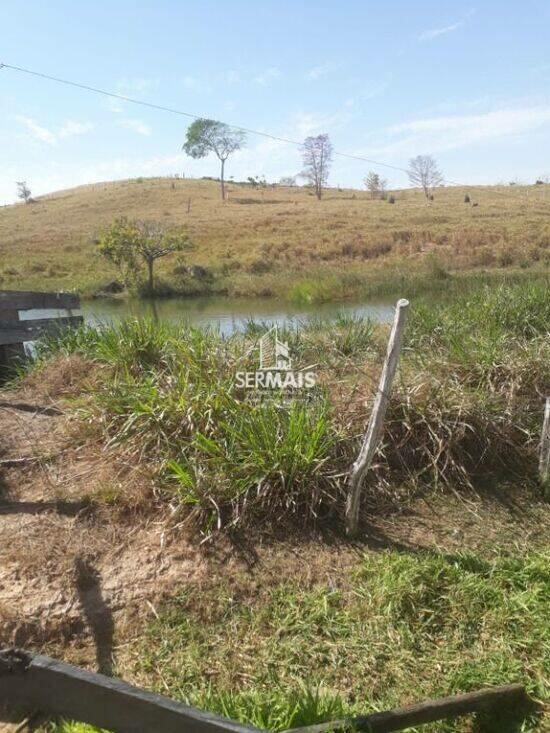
left=1, top=1, right=550, bottom=204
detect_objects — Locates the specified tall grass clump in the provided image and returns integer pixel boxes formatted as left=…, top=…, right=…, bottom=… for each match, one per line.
left=31, top=276, right=548, bottom=528
left=169, top=399, right=337, bottom=526
left=36, top=317, right=341, bottom=526
left=367, top=282, right=549, bottom=491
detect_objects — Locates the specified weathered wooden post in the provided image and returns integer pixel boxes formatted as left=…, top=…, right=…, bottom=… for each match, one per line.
left=345, top=298, right=409, bottom=536
left=540, top=396, right=550, bottom=492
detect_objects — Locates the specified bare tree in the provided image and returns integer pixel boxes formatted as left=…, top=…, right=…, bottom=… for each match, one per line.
left=301, top=134, right=333, bottom=200
left=16, top=181, right=32, bottom=204
left=407, top=155, right=443, bottom=199
left=364, top=171, right=387, bottom=199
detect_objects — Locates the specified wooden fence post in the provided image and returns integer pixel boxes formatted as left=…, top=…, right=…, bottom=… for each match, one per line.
left=345, top=298, right=409, bottom=536
left=540, top=397, right=550, bottom=491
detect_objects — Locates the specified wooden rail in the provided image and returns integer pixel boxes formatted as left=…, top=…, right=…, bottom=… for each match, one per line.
left=288, top=684, right=529, bottom=733
left=0, top=649, right=530, bottom=733
left=0, top=290, right=82, bottom=374
left=0, top=650, right=259, bottom=733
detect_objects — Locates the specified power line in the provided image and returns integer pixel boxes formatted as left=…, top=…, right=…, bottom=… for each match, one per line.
left=0, top=61, right=408, bottom=175
left=1, top=60, right=547, bottom=201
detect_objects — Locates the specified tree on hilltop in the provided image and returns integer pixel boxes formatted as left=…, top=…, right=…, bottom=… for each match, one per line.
left=407, top=155, right=443, bottom=200
left=16, top=181, right=32, bottom=203
left=301, top=134, right=333, bottom=200
left=364, top=171, right=387, bottom=199
left=183, top=119, right=246, bottom=200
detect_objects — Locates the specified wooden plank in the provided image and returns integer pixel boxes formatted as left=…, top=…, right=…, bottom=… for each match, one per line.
left=288, top=684, right=528, bottom=733
left=0, top=343, right=26, bottom=372
left=0, top=650, right=261, bottom=733
left=0, top=290, right=80, bottom=311
left=0, top=316, right=83, bottom=345
left=345, top=298, right=409, bottom=536
left=0, top=309, right=20, bottom=323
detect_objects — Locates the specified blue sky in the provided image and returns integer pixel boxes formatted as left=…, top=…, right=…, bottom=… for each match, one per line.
left=2, top=1, right=550, bottom=203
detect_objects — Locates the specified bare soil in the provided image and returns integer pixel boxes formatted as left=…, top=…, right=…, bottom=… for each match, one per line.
left=0, top=367, right=207, bottom=671
left=1, top=370, right=549, bottom=731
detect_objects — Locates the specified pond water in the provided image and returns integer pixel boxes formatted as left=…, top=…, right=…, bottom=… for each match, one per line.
left=22, top=295, right=396, bottom=337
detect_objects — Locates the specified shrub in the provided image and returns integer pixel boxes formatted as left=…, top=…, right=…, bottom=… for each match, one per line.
left=498, top=248, right=515, bottom=267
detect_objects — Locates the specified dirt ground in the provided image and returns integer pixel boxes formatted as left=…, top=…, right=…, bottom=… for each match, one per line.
left=1, top=375, right=549, bottom=731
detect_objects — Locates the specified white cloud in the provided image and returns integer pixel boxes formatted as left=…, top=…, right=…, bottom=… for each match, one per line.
left=16, top=116, right=94, bottom=145
left=117, top=119, right=152, bottom=136
left=106, top=78, right=159, bottom=112
left=180, top=74, right=213, bottom=93
left=16, top=116, right=57, bottom=145
left=106, top=98, right=124, bottom=114
left=288, top=110, right=352, bottom=139
left=418, top=10, right=475, bottom=41
left=182, top=75, right=201, bottom=90
left=418, top=21, right=463, bottom=41
left=253, top=67, right=281, bottom=86
left=366, top=106, right=550, bottom=157
left=59, top=120, right=95, bottom=138
left=223, top=70, right=240, bottom=85
left=344, top=75, right=393, bottom=108
left=305, top=63, right=332, bottom=81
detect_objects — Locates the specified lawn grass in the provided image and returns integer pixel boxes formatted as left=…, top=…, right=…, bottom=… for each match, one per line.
left=133, top=548, right=548, bottom=732
left=1, top=176, right=549, bottom=298
left=45, top=547, right=549, bottom=732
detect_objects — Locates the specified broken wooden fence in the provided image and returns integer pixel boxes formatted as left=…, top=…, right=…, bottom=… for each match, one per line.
left=0, top=290, right=82, bottom=374
left=0, top=649, right=530, bottom=733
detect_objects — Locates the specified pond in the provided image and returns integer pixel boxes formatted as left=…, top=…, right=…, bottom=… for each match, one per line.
left=23, top=295, right=396, bottom=337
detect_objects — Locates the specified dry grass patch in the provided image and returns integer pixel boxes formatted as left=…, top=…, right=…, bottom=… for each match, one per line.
left=1, top=177, right=549, bottom=296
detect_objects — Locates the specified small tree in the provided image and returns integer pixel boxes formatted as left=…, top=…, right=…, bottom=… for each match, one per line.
left=183, top=119, right=246, bottom=200
left=98, top=218, right=192, bottom=293
left=364, top=171, right=387, bottom=199
left=301, top=134, right=333, bottom=200
left=279, top=175, right=297, bottom=187
left=407, top=155, right=443, bottom=200
left=16, top=181, right=32, bottom=204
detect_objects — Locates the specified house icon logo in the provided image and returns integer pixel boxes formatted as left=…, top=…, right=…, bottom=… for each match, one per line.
left=259, top=326, right=292, bottom=371
left=235, top=325, right=315, bottom=391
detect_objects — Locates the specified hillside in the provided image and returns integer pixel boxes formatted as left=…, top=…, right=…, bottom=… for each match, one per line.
left=1, top=177, right=550, bottom=299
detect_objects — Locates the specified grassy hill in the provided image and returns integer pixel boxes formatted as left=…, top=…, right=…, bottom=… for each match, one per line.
left=1, top=176, right=549, bottom=299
